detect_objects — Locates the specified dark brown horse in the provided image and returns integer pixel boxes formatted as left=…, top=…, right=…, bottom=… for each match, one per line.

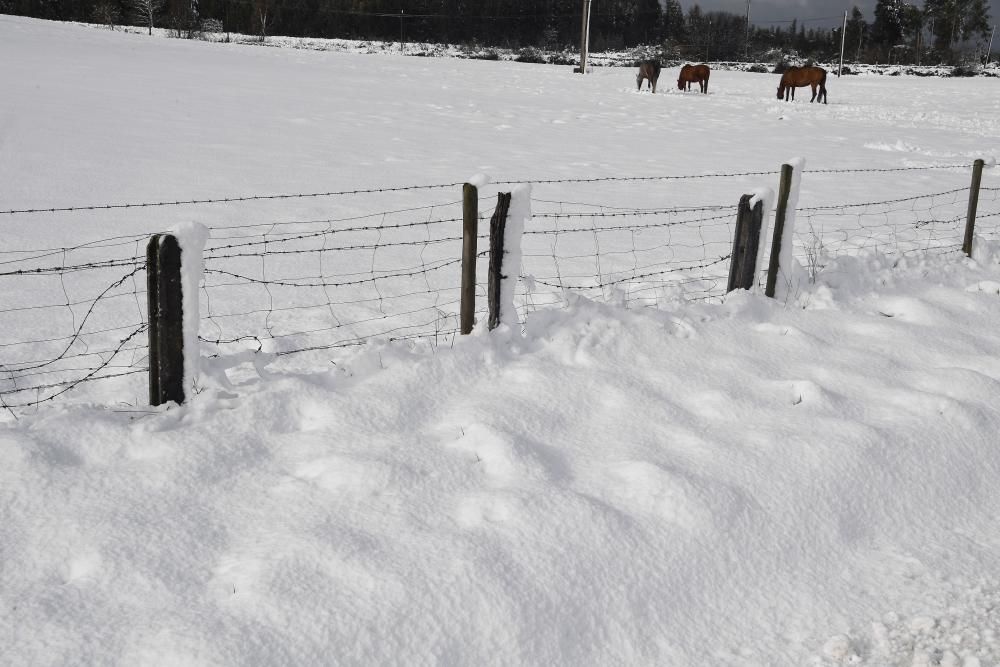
left=636, top=60, right=662, bottom=93
left=677, top=64, right=710, bottom=93
left=777, top=66, right=828, bottom=103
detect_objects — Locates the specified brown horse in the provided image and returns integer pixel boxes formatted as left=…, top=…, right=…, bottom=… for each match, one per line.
left=636, top=60, right=662, bottom=93
left=777, top=66, right=828, bottom=103
left=677, top=64, right=710, bottom=93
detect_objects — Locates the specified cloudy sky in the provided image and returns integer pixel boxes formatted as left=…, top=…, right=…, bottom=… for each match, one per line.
left=681, top=0, right=1000, bottom=29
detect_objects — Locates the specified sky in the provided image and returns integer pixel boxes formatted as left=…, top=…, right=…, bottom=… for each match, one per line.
left=680, top=0, right=1000, bottom=29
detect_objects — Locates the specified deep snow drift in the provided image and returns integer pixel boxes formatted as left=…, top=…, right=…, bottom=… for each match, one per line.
left=2, top=16, right=1000, bottom=667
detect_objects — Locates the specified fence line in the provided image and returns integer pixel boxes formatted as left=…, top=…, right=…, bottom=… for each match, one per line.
left=2, top=163, right=973, bottom=217
left=2, top=163, right=997, bottom=412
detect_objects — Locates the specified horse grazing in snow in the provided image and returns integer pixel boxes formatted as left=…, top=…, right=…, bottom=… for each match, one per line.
left=636, top=60, right=662, bottom=93
left=777, top=66, right=828, bottom=103
left=677, top=64, right=710, bottom=93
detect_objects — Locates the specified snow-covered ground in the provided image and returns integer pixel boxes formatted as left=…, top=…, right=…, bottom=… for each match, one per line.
left=3, top=15, right=1000, bottom=666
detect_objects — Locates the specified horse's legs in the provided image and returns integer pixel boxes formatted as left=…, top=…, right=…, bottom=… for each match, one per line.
left=810, top=83, right=817, bottom=102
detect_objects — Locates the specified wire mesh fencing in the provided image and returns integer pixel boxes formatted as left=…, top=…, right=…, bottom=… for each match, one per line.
left=2, top=163, right=996, bottom=411
left=197, top=198, right=477, bottom=363
left=0, top=238, right=150, bottom=410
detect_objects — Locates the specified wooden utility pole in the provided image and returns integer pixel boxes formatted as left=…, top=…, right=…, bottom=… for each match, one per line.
left=579, top=0, right=592, bottom=73
left=838, top=10, right=847, bottom=76
left=988, top=25, right=996, bottom=65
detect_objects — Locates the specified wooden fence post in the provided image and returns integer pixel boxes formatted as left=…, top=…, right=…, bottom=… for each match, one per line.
left=727, top=194, right=765, bottom=292
left=765, top=163, right=795, bottom=298
left=487, top=192, right=513, bottom=330
left=963, top=158, right=986, bottom=257
left=147, top=234, right=185, bottom=406
left=460, top=183, right=478, bottom=334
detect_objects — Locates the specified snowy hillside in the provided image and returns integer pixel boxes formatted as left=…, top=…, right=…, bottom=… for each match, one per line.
left=2, top=15, right=1000, bottom=667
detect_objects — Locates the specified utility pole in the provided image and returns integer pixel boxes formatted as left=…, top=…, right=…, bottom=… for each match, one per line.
left=579, top=0, right=592, bottom=73
left=988, top=25, right=996, bottom=65
left=838, top=10, right=847, bottom=76
left=744, top=0, right=751, bottom=61
left=399, top=9, right=404, bottom=50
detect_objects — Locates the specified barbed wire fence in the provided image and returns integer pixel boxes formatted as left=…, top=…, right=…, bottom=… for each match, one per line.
left=2, top=163, right=996, bottom=413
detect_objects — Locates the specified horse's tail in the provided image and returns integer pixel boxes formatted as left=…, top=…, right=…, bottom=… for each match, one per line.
left=819, top=69, right=828, bottom=103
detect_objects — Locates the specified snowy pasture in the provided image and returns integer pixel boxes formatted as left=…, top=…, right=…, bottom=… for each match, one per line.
left=3, top=14, right=1000, bottom=667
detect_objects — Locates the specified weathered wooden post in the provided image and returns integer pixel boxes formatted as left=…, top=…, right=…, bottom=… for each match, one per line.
left=727, top=194, right=765, bottom=292
left=460, top=183, right=478, bottom=334
left=765, top=163, right=795, bottom=298
left=147, top=234, right=185, bottom=406
left=487, top=192, right=513, bottom=330
left=962, top=159, right=986, bottom=257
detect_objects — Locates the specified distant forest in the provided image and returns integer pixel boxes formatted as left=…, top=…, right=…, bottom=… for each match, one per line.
left=2, top=0, right=994, bottom=64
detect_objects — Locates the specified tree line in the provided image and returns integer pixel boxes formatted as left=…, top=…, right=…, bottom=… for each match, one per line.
left=1, top=0, right=993, bottom=64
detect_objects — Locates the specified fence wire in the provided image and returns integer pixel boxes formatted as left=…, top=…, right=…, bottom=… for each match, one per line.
left=197, top=200, right=474, bottom=363
left=2, top=164, right=995, bottom=411
left=0, top=243, right=150, bottom=410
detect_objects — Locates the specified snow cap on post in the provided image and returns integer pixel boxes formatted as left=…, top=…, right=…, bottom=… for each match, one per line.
left=498, top=184, right=531, bottom=328
left=466, top=173, right=491, bottom=189
left=769, top=158, right=805, bottom=301
left=172, top=222, right=209, bottom=398
left=749, top=186, right=776, bottom=292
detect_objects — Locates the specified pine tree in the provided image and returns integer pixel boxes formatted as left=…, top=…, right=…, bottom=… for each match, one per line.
left=845, top=6, right=868, bottom=61
left=871, top=0, right=905, bottom=57
left=662, top=0, right=685, bottom=44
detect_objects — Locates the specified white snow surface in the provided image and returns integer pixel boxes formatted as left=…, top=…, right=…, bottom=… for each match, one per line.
left=498, top=184, right=531, bottom=328
left=773, top=158, right=806, bottom=303
left=173, top=221, right=209, bottom=396
left=3, top=16, right=1000, bottom=666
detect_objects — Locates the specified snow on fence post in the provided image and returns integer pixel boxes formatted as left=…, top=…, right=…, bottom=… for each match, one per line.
left=487, top=185, right=531, bottom=330
left=461, top=181, right=479, bottom=334
left=727, top=194, right=765, bottom=292
left=147, top=234, right=185, bottom=406
left=963, top=159, right=986, bottom=257
left=146, top=223, right=208, bottom=406
left=765, top=159, right=804, bottom=300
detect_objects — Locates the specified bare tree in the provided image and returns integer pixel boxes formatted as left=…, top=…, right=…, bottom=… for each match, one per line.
left=131, top=0, right=164, bottom=35
left=254, top=0, right=273, bottom=41
left=91, top=0, right=121, bottom=29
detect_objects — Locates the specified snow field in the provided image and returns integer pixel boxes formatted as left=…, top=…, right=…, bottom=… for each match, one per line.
left=3, top=15, right=1000, bottom=666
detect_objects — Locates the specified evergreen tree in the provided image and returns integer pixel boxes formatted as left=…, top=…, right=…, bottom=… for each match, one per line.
left=924, top=0, right=992, bottom=56
left=845, top=6, right=868, bottom=61
left=871, top=0, right=905, bottom=57
left=662, top=0, right=685, bottom=44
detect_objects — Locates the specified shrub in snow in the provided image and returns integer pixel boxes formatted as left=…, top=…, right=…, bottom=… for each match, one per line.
left=515, top=47, right=548, bottom=64
left=199, top=18, right=222, bottom=37
left=549, top=51, right=577, bottom=66
left=951, top=64, right=982, bottom=77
